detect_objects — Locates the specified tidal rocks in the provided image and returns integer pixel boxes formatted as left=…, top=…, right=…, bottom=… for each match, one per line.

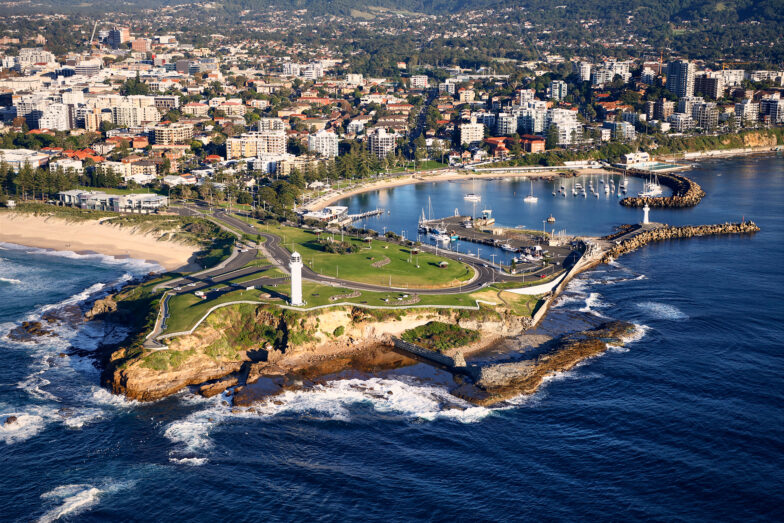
left=602, top=221, right=760, bottom=263
left=620, top=171, right=705, bottom=208
left=454, top=321, right=635, bottom=406
left=7, top=321, right=56, bottom=341
left=4, top=415, right=18, bottom=426
left=84, top=295, right=118, bottom=320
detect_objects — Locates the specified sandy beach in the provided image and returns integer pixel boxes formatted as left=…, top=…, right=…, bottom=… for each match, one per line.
left=305, top=167, right=610, bottom=210
left=0, top=213, right=200, bottom=271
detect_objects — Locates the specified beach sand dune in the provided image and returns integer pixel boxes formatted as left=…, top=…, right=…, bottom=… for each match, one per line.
left=0, top=213, right=200, bottom=271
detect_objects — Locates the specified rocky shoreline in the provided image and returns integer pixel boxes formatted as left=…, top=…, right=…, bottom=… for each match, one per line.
left=452, top=321, right=636, bottom=406
left=620, top=170, right=705, bottom=208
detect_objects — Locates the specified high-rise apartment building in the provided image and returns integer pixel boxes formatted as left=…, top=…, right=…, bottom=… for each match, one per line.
left=368, top=128, right=396, bottom=159
left=226, top=132, right=286, bottom=159
left=666, top=60, right=696, bottom=98
left=308, top=130, right=339, bottom=158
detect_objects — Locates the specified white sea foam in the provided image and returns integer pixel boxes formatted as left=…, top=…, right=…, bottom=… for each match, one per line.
left=0, top=408, right=54, bottom=445
left=635, top=301, right=688, bottom=320
left=0, top=276, right=22, bottom=284
left=61, top=408, right=105, bottom=429
left=164, top=377, right=499, bottom=462
left=578, top=292, right=610, bottom=316
left=84, top=386, right=141, bottom=408
left=619, top=323, right=651, bottom=345
left=38, top=484, right=103, bottom=523
left=0, top=242, right=162, bottom=274
left=245, top=378, right=497, bottom=424
left=170, top=457, right=209, bottom=466
left=37, top=480, right=135, bottom=523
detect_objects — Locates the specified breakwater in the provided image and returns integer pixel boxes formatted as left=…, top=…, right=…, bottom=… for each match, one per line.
left=601, top=221, right=760, bottom=262
left=619, top=170, right=705, bottom=208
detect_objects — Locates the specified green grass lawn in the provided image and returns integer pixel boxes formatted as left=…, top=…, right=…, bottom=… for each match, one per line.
left=163, top=287, right=263, bottom=334
left=266, top=224, right=474, bottom=289
left=258, top=281, right=479, bottom=309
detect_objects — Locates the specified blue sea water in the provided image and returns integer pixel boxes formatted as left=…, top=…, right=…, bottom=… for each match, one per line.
left=1, top=155, right=783, bottom=521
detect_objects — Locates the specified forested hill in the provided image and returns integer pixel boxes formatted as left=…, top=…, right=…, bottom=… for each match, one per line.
left=11, top=0, right=784, bottom=22
left=226, top=0, right=784, bottom=22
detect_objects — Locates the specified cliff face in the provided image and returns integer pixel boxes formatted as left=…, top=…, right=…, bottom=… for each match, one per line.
left=740, top=132, right=778, bottom=148
left=104, top=303, right=531, bottom=402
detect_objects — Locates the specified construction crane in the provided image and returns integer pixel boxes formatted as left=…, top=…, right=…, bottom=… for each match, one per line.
left=89, top=21, right=100, bottom=48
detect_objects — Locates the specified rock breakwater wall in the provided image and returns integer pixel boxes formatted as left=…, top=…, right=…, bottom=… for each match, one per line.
left=620, top=171, right=705, bottom=208
left=602, top=221, right=760, bottom=262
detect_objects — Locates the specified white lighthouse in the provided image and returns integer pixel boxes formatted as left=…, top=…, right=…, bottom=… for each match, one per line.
left=643, top=202, right=650, bottom=225
left=289, top=252, right=304, bottom=306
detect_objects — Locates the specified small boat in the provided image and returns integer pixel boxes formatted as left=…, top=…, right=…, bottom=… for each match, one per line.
left=547, top=214, right=556, bottom=223
left=639, top=175, right=663, bottom=197
left=523, top=180, right=538, bottom=203
left=450, top=234, right=459, bottom=242
left=501, top=242, right=516, bottom=252
left=464, top=193, right=481, bottom=202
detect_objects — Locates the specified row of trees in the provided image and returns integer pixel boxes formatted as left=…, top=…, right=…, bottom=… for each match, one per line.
left=0, top=162, right=80, bottom=201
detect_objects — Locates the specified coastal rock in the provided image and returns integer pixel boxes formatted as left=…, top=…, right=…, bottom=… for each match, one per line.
left=7, top=321, right=56, bottom=341
left=198, top=375, right=239, bottom=398
left=109, top=355, right=245, bottom=402
left=4, top=415, right=18, bottom=426
left=84, top=295, right=118, bottom=320
left=454, top=321, right=635, bottom=406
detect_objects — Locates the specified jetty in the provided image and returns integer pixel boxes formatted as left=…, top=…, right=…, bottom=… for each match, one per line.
left=340, top=208, right=385, bottom=225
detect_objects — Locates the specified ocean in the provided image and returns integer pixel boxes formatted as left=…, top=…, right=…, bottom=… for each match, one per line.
left=1, top=155, right=782, bottom=521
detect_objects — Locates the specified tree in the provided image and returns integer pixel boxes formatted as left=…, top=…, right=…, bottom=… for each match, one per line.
left=545, top=125, right=559, bottom=150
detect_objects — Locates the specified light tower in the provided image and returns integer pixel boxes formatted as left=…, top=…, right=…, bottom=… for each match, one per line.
left=289, top=252, right=304, bottom=306
left=643, top=202, right=650, bottom=225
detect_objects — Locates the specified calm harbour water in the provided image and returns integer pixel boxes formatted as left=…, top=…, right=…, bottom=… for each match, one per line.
left=1, top=155, right=783, bottom=521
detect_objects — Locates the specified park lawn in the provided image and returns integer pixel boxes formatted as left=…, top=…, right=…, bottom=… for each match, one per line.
left=266, top=224, right=475, bottom=289
left=498, top=291, right=542, bottom=317
left=489, top=270, right=564, bottom=290
left=254, top=281, right=479, bottom=309
left=229, top=267, right=288, bottom=285
left=163, top=286, right=263, bottom=335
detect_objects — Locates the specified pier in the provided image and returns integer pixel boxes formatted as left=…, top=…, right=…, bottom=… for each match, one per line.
left=340, top=208, right=385, bottom=225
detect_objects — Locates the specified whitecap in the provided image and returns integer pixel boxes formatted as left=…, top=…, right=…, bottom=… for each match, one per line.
left=61, top=408, right=105, bottom=429
left=578, top=292, right=610, bottom=317
left=238, top=377, right=496, bottom=424
left=169, top=457, right=209, bottom=466
left=619, top=323, right=650, bottom=345
left=635, top=301, right=688, bottom=320
left=0, top=242, right=162, bottom=274
left=0, top=409, right=52, bottom=445
left=84, top=386, right=141, bottom=408
left=0, top=276, right=22, bottom=284
left=38, top=484, right=103, bottom=523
